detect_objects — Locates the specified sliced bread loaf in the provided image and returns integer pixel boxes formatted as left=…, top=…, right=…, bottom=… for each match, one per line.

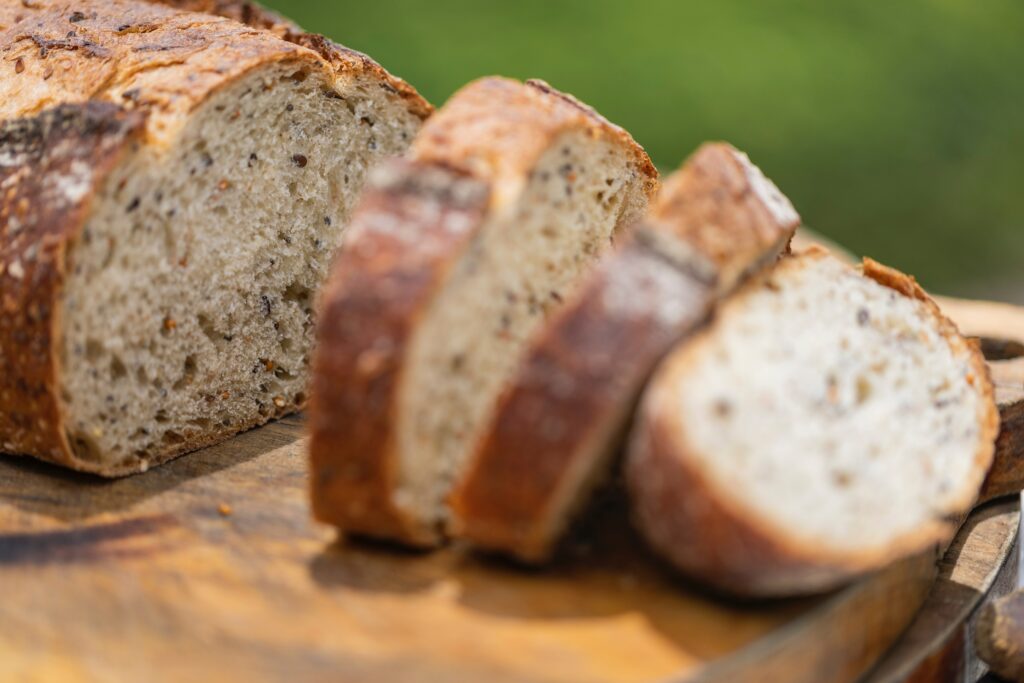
left=626, top=248, right=998, bottom=596
left=0, top=0, right=430, bottom=475
left=309, top=77, right=658, bottom=546
left=448, top=143, right=800, bottom=562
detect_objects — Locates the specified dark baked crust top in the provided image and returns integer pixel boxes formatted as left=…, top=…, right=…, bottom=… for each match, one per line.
left=0, top=0, right=431, bottom=147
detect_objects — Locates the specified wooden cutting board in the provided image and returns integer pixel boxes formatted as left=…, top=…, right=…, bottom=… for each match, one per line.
left=0, top=294, right=1020, bottom=683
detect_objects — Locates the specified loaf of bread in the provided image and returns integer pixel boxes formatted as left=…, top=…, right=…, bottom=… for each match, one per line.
left=448, top=143, right=800, bottom=562
left=0, top=0, right=430, bottom=475
left=626, top=248, right=998, bottom=596
left=309, top=77, right=658, bottom=546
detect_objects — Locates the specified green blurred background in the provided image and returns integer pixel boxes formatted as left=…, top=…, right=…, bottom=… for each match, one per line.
left=267, top=0, right=1023, bottom=299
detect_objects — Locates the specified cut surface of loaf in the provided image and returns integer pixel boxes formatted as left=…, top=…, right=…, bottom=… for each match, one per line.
left=449, top=142, right=800, bottom=562
left=0, top=0, right=429, bottom=475
left=627, top=249, right=998, bottom=596
left=310, top=77, right=658, bottom=545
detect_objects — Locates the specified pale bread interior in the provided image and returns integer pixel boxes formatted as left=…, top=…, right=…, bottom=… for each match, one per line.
left=396, top=131, right=649, bottom=527
left=60, top=61, right=421, bottom=472
left=662, top=252, right=988, bottom=554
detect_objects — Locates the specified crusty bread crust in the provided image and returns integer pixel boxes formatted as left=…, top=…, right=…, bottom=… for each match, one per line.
left=411, top=77, right=658, bottom=202
left=0, top=103, right=143, bottom=470
left=308, top=77, right=658, bottom=545
left=625, top=248, right=999, bottom=596
left=146, top=0, right=433, bottom=119
left=308, top=161, right=491, bottom=544
left=0, top=0, right=430, bottom=474
left=0, top=0, right=431, bottom=144
left=449, top=143, right=799, bottom=561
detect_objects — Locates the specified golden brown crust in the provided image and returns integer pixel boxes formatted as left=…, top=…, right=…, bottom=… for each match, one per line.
left=0, top=0, right=312, bottom=144
left=0, top=102, right=145, bottom=470
left=625, top=250, right=998, bottom=596
left=411, top=77, right=657, bottom=203
left=146, top=0, right=432, bottom=119
left=448, top=143, right=799, bottom=562
left=283, top=33, right=432, bottom=121
left=0, top=0, right=431, bottom=146
left=648, top=142, right=799, bottom=291
left=309, top=77, right=656, bottom=545
left=308, top=160, right=491, bottom=545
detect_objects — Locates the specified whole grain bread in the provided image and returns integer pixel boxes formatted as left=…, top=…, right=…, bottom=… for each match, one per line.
left=626, top=248, right=998, bottom=596
left=309, top=77, right=658, bottom=546
left=0, top=0, right=430, bottom=475
left=448, top=143, right=800, bottom=562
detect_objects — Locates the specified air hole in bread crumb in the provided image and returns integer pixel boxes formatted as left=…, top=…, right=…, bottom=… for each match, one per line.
left=162, top=430, right=185, bottom=445
left=282, top=282, right=311, bottom=303
left=84, top=339, right=103, bottom=362
left=172, top=355, right=198, bottom=390
left=109, top=355, right=127, bottom=381
left=68, top=431, right=102, bottom=463
left=155, top=410, right=170, bottom=424
left=274, top=366, right=296, bottom=380
left=197, top=314, right=220, bottom=344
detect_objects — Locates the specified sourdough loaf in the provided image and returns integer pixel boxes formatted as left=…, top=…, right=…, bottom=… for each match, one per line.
left=309, top=77, right=658, bottom=546
left=449, top=143, right=800, bottom=562
left=626, top=248, right=998, bottom=596
left=0, top=0, right=429, bottom=475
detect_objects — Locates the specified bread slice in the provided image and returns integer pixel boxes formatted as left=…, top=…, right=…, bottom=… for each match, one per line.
left=626, top=248, right=998, bottom=596
left=447, top=143, right=800, bottom=562
left=0, top=0, right=430, bottom=475
left=309, top=77, right=658, bottom=546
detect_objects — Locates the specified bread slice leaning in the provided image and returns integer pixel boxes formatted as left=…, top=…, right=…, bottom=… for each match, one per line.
left=626, top=248, right=998, bottom=596
left=0, top=0, right=430, bottom=475
left=309, top=77, right=658, bottom=546
left=448, top=143, right=800, bottom=562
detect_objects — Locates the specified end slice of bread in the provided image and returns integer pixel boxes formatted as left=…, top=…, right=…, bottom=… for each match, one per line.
left=448, top=143, right=800, bottom=562
left=626, top=248, right=998, bottom=596
left=0, top=0, right=429, bottom=475
left=309, top=77, right=658, bottom=546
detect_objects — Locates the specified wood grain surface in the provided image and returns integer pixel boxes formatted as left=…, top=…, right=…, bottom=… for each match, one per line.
left=0, top=291, right=1019, bottom=683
